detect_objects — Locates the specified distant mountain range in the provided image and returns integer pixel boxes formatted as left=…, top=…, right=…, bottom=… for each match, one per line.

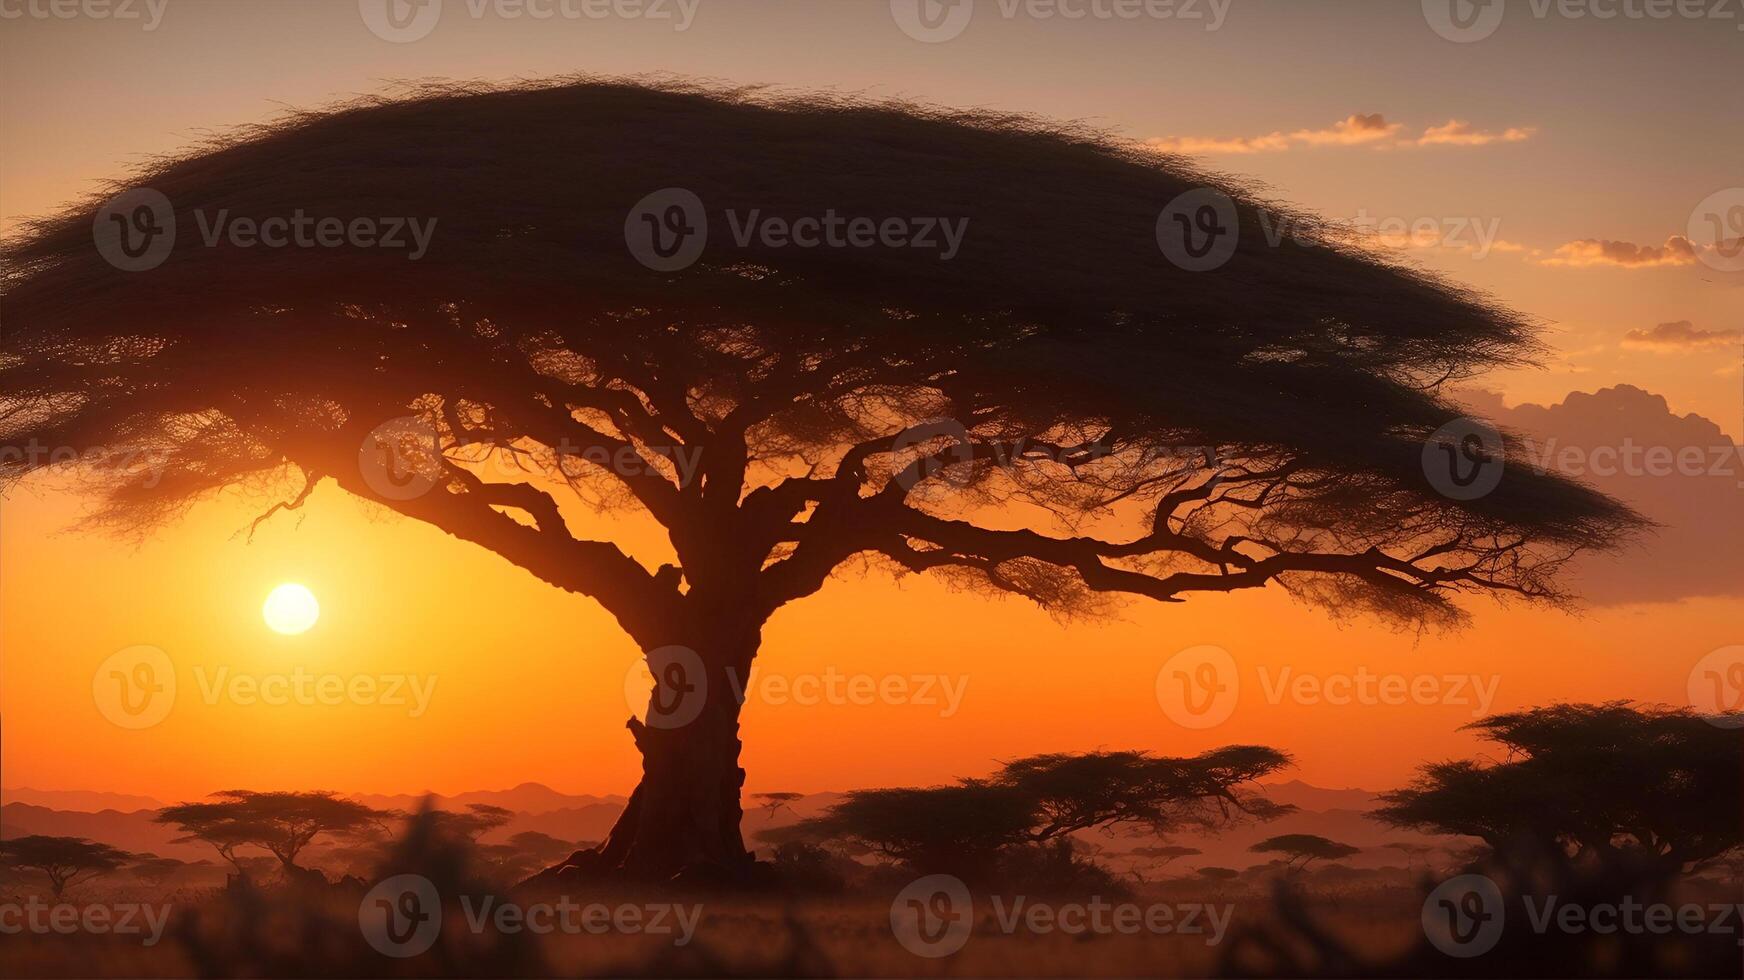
left=1, top=779, right=1458, bottom=873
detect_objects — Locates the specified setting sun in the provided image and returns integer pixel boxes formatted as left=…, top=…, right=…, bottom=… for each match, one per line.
left=262, top=583, right=320, bottom=636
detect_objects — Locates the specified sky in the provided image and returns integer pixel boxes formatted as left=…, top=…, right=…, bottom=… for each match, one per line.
left=1, top=0, right=1740, bottom=803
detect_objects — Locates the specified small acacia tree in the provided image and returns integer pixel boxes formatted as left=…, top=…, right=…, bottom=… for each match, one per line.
left=1375, top=703, right=1742, bottom=881
left=156, top=791, right=387, bottom=875
left=769, top=747, right=1289, bottom=878
left=1250, top=834, right=1360, bottom=870
left=0, top=835, right=132, bottom=898
left=1, top=78, right=1640, bottom=880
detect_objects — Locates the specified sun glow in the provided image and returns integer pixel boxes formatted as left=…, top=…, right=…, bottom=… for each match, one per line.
left=262, top=583, right=320, bottom=635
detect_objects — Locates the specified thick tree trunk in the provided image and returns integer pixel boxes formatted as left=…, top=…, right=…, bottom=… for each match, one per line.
left=528, top=630, right=759, bottom=887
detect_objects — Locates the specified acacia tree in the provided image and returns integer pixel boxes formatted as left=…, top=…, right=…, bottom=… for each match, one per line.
left=1374, top=703, right=1742, bottom=879
left=0, top=79, right=1640, bottom=881
left=1249, top=834, right=1360, bottom=870
left=767, top=748, right=1289, bottom=878
left=0, top=835, right=132, bottom=898
left=155, top=791, right=387, bottom=874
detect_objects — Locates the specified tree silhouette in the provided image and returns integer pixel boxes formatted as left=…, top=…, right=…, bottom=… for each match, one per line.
left=127, top=854, right=195, bottom=889
left=155, top=791, right=387, bottom=876
left=429, top=803, right=515, bottom=841
left=1130, top=844, right=1202, bottom=869
left=1249, top=833, right=1360, bottom=870
left=152, top=808, right=264, bottom=877
left=0, top=79, right=1641, bottom=881
left=1197, top=866, right=1239, bottom=881
left=1374, top=702, right=1742, bottom=881
left=768, top=747, right=1288, bottom=878
left=752, top=792, right=805, bottom=820
left=0, top=835, right=132, bottom=898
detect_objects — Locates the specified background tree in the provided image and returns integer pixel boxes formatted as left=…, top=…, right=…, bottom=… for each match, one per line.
left=1197, top=866, right=1239, bottom=882
left=768, top=747, right=1288, bottom=879
left=1374, top=702, right=1742, bottom=882
left=156, top=791, right=387, bottom=875
left=0, top=78, right=1641, bottom=881
left=429, top=803, right=515, bottom=841
left=1249, top=834, right=1360, bottom=870
left=752, top=792, right=805, bottom=820
left=127, top=854, right=195, bottom=889
left=0, top=835, right=132, bottom=898
left=1130, top=844, right=1202, bottom=870
left=153, top=806, right=270, bottom=877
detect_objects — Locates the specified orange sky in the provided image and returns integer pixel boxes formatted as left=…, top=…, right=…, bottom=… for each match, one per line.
left=2, top=0, right=1740, bottom=803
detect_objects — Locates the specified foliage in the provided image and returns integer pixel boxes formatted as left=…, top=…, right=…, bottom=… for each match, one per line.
left=0, top=835, right=132, bottom=897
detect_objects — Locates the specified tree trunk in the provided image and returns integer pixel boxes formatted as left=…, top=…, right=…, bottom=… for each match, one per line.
left=529, top=631, right=758, bottom=886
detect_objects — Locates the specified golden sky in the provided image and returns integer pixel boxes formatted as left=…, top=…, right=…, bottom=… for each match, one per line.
left=2, top=0, right=1740, bottom=802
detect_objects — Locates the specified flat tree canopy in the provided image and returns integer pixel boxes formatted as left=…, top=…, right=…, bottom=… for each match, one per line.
left=0, top=78, right=1642, bottom=879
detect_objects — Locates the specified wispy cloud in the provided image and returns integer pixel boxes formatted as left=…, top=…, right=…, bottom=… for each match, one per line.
left=1621, top=320, right=1741, bottom=352
left=1414, top=120, right=1535, bottom=146
left=1146, top=114, right=1534, bottom=155
left=1540, top=236, right=1699, bottom=268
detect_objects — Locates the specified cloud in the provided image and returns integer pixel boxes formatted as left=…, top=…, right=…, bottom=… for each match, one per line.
left=1540, top=236, right=1700, bottom=268
left=1457, top=385, right=1744, bottom=606
left=1291, top=113, right=1401, bottom=146
left=1621, top=320, right=1741, bottom=352
left=1145, top=113, right=1528, bottom=155
left=1414, top=120, right=1536, bottom=146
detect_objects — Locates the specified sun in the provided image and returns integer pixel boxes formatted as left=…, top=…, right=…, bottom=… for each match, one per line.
left=262, top=583, right=320, bottom=635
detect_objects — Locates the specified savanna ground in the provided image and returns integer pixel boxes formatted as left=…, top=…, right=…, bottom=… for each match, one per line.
left=4, top=865, right=1739, bottom=978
